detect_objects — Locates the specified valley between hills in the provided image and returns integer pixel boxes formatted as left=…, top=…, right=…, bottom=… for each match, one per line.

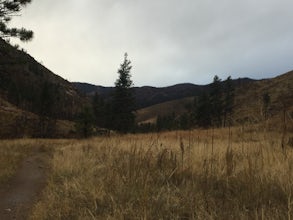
left=0, top=38, right=292, bottom=138
left=0, top=29, right=292, bottom=220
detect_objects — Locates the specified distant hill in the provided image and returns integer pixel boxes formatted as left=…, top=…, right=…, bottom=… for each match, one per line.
left=73, top=78, right=253, bottom=109
left=135, top=97, right=195, bottom=124
left=135, top=71, right=293, bottom=126
left=233, top=70, right=293, bottom=124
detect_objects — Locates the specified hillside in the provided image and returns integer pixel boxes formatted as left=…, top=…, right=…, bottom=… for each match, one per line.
left=0, top=96, right=75, bottom=138
left=233, top=70, right=293, bottom=124
left=74, top=82, right=204, bottom=109
left=0, top=39, right=84, bottom=138
left=74, top=78, right=253, bottom=109
left=135, top=97, right=194, bottom=124
left=0, top=38, right=84, bottom=120
left=135, top=71, right=293, bottom=126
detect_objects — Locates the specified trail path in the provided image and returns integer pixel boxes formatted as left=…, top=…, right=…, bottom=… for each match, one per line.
left=0, top=149, right=50, bottom=220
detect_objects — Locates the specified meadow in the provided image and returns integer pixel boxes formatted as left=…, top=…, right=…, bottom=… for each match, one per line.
left=1, top=126, right=293, bottom=219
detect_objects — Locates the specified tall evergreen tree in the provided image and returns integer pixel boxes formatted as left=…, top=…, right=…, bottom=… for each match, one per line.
left=210, top=75, right=223, bottom=127
left=0, top=0, right=33, bottom=41
left=112, top=53, right=135, bottom=132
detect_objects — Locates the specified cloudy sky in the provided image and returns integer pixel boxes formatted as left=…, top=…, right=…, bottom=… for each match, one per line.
left=10, top=0, right=293, bottom=87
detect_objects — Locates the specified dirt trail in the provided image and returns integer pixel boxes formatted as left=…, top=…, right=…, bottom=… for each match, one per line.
left=0, top=149, right=50, bottom=220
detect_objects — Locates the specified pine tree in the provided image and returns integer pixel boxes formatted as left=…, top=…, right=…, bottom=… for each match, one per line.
left=210, top=75, right=223, bottom=127
left=112, top=53, right=135, bottom=132
left=0, top=0, right=33, bottom=41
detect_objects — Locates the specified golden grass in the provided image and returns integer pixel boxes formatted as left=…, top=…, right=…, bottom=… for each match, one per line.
left=0, top=139, right=73, bottom=185
left=0, top=139, right=35, bottom=184
left=26, top=127, right=293, bottom=219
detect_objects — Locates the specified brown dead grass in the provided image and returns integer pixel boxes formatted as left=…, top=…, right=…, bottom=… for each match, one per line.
left=0, top=139, right=35, bottom=185
left=26, top=126, right=293, bottom=219
left=0, top=139, right=73, bottom=186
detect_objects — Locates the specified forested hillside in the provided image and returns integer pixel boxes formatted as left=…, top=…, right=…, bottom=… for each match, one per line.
left=74, top=78, right=253, bottom=109
left=0, top=38, right=84, bottom=119
left=0, top=39, right=85, bottom=138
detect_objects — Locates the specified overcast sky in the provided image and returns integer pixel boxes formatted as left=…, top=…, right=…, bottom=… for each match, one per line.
left=10, top=0, right=293, bottom=87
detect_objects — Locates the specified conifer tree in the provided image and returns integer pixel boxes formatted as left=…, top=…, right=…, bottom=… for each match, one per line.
left=0, top=0, right=33, bottom=41
left=210, top=75, right=223, bottom=127
left=112, top=53, right=135, bottom=132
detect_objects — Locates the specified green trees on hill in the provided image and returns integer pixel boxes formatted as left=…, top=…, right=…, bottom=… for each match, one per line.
left=195, top=75, right=235, bottom=128
left=155, top=75, right=236, bottom=131
left=75, top=105, right=95, bottom=138
left=0, top=0, right=33, bottom=41
left=195, top=92, right=212, bottom=127
left=37, top=81, right=58, bottom=137
left=78, top=71, right=236, bottom=135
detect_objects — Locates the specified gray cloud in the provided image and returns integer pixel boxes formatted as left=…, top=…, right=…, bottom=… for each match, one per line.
left=10, top=0, right=293, bottom=86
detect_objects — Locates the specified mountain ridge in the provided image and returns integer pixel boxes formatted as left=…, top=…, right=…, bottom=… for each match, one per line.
left=73, top=77, right=255, bottom=109
left=135, top=71, right=293, bottom=125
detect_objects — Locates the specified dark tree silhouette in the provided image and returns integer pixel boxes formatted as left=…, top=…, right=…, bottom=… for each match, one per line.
left=112, top=53, right=136, bottom=132
left=37, top=82, right=58, bottom=137
left=75, top=105, right=95, bottom=138
left=92, top=92, right=106, bottom=128
left=195, top=92, right=212, bottom=127
left=0, top=0, right=33, bottom=41
left=210, top=75, right=223, bottom=127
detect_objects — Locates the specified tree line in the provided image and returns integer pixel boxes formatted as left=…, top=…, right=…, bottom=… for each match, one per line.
left=77, top=67, right=237, bottom=137
left=136, top=75, right=235, bottom=133
left=76, top=53, right=136, bottom=137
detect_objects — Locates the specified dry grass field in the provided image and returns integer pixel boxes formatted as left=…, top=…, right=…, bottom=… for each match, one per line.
left=2, top=125, right=284, bottom=219
left=0, top=139, right=34, bottom=185
left=0, top=139, right=71, bottom=186
left=0, top=125, right=292, bottom=219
